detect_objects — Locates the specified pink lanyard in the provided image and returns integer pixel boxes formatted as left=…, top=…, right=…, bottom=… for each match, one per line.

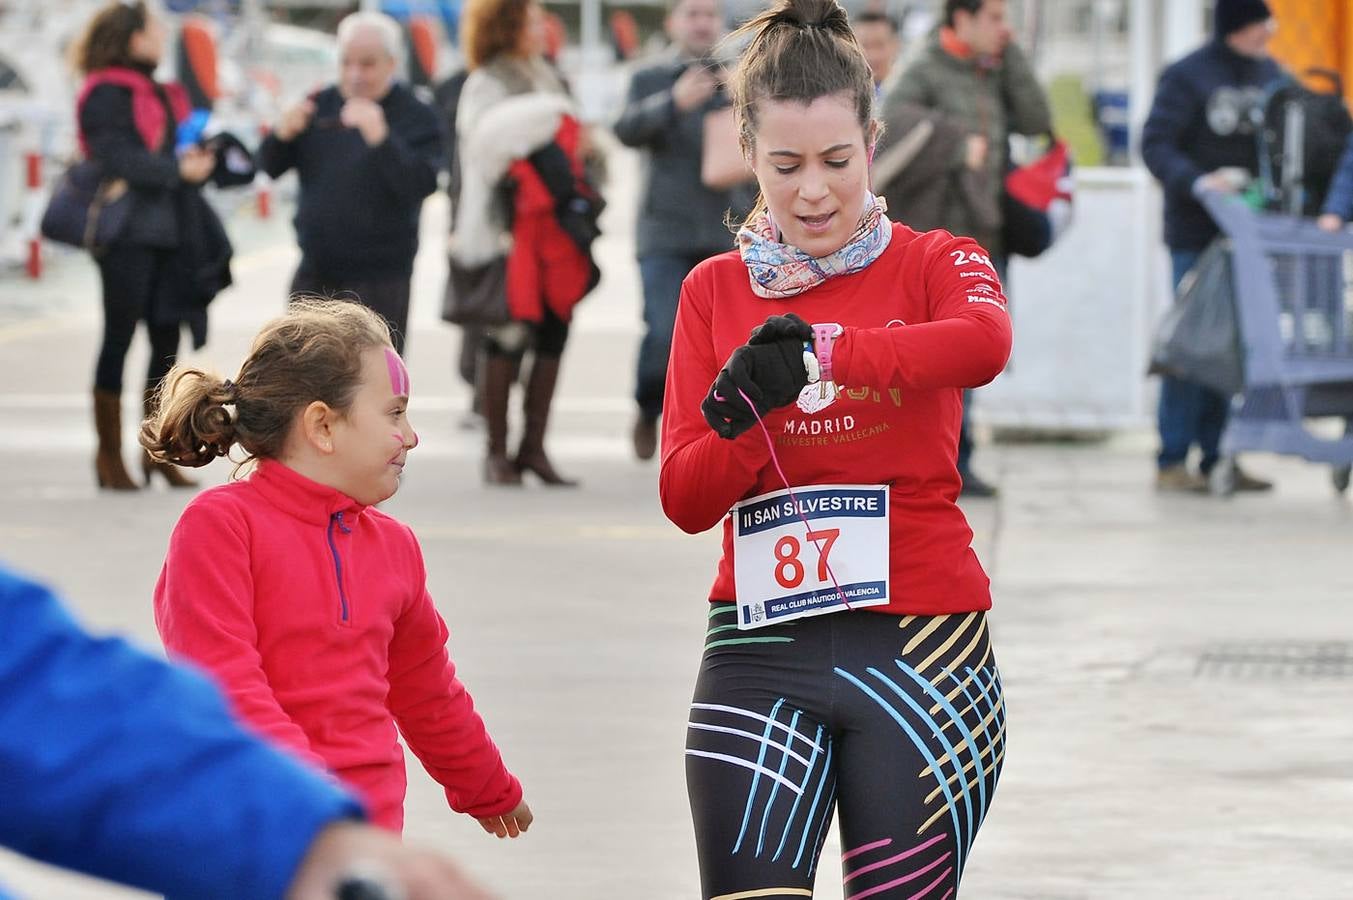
left=734, top=386, right=853, bottom=612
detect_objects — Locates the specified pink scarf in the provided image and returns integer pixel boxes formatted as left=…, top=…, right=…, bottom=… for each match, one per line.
left=77, top=67, right=191, bottom=158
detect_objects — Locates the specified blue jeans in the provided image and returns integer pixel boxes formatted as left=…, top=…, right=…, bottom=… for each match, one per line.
left=636, top=252, right=712, bottom=420
left=1157, top=248, right=1230, bottom=472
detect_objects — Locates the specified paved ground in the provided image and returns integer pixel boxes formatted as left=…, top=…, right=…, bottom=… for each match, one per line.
left=2, top=144, right=1353, bottom=899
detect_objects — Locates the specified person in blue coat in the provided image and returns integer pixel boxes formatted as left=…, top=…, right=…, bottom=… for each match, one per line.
left=1140, top=0, right=1281, bottom=494
left=1317, top=135, right=1353, bottom=232
left=0, top=564, right=491, bottom=900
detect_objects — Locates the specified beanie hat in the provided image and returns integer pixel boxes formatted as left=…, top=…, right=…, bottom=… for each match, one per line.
left=1214, top=0, right=1273, bottom=37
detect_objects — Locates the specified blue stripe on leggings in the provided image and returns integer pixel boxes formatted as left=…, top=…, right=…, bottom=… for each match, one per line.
left=772, top=722, right=823, bottom=863
left=792, top=737, right=833, bottom=869
left=732, top=698, right=783, bottom=856
left=872, top=664, right=982, bottom=867
left=835, top=666, right=967, bottom=875
left=757, top=707, right=801, bottom=857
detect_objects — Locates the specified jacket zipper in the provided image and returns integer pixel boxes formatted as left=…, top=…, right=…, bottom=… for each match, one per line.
left=327, top=511, right=352, bottom=622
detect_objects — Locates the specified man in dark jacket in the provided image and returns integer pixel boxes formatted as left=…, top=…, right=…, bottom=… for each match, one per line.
left=259, top=12, right=444, bottom=356
left=614, top=0, right=747, bottom=461
left=1142, top=0, right=1280, bottom=493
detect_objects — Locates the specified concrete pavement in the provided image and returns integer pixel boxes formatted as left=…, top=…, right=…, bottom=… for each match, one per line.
left=2, top=145, right=1352, bottom=899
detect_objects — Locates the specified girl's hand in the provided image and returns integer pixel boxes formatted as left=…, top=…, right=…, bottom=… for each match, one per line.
left=476, top=800, right=533, bottom=839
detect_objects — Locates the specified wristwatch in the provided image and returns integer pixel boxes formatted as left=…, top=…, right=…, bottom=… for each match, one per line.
left=803, top=322, right=843, bottom=385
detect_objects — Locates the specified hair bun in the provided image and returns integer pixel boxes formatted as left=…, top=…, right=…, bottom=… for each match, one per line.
left=776, top=0, right=850, bottom=31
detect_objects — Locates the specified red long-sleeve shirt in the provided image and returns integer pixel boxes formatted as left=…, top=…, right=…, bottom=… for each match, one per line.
left=154, top=459, right=522, bottom=831
left=660, top=222, right=1012, bottom=615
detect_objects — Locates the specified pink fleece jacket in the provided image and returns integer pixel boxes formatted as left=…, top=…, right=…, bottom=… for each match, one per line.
left=154, top=459, right=522, bottom=831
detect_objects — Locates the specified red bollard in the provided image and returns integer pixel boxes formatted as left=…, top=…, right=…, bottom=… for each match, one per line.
left=26, top=238, right=41, bottom=279
left=255, top=124, right=272, bottom=219
left=25, top=151, right=42, bottom=279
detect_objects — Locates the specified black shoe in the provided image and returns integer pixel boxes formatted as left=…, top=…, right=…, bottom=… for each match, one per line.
left=959, top=470, right=998, bottom=498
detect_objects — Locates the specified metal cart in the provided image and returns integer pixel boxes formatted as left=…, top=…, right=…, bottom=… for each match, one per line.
left=1201, top=191, right=1353, bottom=495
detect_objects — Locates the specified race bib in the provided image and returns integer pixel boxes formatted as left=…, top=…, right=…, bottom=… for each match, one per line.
left=732, top=484, right=890, bottom=630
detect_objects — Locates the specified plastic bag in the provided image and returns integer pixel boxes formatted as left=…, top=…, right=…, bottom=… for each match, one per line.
left=1148, top=240, right=1245, bottom=395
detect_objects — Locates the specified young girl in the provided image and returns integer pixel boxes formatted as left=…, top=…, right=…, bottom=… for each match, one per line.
left=661, top=0, right=1012, bottom=896
left=142, top=298, right=533, bottom=837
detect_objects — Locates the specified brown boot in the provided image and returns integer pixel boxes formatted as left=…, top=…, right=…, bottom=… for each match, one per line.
left=1155, top=463, right=1208, bottom=493
left=514, top=355, right=578, bottom=487
left=141, top=388, right=197, bottom=489
left=482, top=354, right=522, bottom=485
left=92, top=389, right=139, bottom=490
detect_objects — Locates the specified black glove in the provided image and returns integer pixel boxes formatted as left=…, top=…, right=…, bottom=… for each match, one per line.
left=701, top=339, right=809, bottom=439
left=748, top=312, right=813, bottom=346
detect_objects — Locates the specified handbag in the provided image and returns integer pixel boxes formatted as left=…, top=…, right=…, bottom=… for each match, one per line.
left=1002, top=135, right=1073, bottom=258
left=40, top=160, right=133, bottom=255
left=441, top=254, right=511, bottom=326
left=701, top=106, right=753, bottom=191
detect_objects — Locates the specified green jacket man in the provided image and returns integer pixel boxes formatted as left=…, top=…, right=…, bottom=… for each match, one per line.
left=880, top=0, right=1051, bottom=259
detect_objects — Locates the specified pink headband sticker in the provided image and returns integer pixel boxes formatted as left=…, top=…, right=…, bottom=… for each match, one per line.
left=385, top=347, right=410, bottom=397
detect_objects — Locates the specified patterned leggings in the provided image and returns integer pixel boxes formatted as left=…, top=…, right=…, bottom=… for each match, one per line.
left=686, top=604, right=1004, bottom=900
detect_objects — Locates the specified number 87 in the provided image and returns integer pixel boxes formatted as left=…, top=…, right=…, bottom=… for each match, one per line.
left=773, top=529, right=841, bottom=589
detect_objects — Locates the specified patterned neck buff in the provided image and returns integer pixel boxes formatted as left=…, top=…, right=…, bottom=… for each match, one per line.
left=736, top=194, right=892, bottom=299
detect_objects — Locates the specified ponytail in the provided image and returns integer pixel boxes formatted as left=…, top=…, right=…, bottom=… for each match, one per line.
left=141, top=368, right=239, bottom=468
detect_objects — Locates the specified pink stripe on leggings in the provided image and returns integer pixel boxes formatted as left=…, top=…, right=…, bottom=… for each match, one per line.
left=844, top=833, right=947, bottom=882
left=846, top=855, right=952, bottom=900
left=906, top=865, right=955, bottom=900
left=842, top=838, right=892, bottom=863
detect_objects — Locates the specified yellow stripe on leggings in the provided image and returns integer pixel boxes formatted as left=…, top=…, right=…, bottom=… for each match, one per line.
left=901, top=613, right=948, bottom=654
left=710, top=889, right=814, bottom=900
left=925, top=730, right=1005, bottom=805
left=938, top=660, right=997, bottom=735
left=920, top=694, right=1005, bottom=778
left=913, top=612, right=978, bottom=674
left=935, top=643, right=994, bottom=717
left=929, top=613, right=989, bottom=688
left=917, top=746, right=1007, bottom=836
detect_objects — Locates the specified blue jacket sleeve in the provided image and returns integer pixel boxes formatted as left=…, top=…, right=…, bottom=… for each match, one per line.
left=1321, top=132, right=1353, bottom=220
left=0, top=566, right=364, bottom=900
left=1141, top=63, right=1206, bottom=198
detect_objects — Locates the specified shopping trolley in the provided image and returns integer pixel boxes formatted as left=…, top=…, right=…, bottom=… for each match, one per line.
left=1200, top=191, right=1353, bottom=495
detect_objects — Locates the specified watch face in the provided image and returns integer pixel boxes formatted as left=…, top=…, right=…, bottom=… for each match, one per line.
left=796, top=381, right=839, bottom=415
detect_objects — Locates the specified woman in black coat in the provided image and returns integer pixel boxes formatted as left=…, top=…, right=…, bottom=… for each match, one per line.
left=74, top=1, right=216, bottom=490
